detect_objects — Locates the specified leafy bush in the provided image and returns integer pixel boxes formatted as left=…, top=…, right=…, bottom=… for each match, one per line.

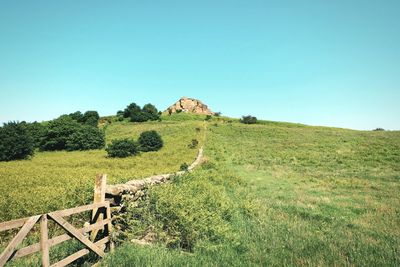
left=188, top=139, right=199, bottom=149
left=180, top=163, right=189, bottom=171
left=240, top=115, right=257, bottom=124
left=122, top=102, right=160, bottom=122
left=68, top=111, right=84, bottom=122
left=138, top=131, right=163, bottom=152
left=205, top=115, right=212, bottom=121
left=373, top=128, right=385, bottom=131
left=0, top=122, right=34, bottom=161
left=123, top=103, right=141, bottom=118
left=66, top=126, right=105, bottom=151
left=142, top=104, right=160, bottom=121
left=40, top=116, right=81, bottom=151
left=106, top=139, right=139, bottom=158
left=81, top=111, right=100, bottom=127
left=131, top=112, right=149, bottom=123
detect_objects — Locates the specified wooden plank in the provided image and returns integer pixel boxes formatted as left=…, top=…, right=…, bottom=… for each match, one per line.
left=51, top=248, right=89, bottom=267
left=12, top=219, right=110, bottom=260
left=48, top=213, right=105, bottom=258
left=40, top=215, right=50, bottom=267
left=52, top=202, right=107, bottom=218
left=91, top=174, right=107, bottom=241
left=0, top=217, right=27, bottom=232
left=106, top=202, right=114, bottom=251
left=50, top=237, right=109, bottom=267
left=0, top=215, right=40, bottom=266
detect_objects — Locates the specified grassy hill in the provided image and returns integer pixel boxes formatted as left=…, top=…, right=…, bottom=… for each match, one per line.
left=1, top=114, right=399, bottom=266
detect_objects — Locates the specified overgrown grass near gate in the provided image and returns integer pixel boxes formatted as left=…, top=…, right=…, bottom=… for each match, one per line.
left=0, top=119, right=203, bottom=222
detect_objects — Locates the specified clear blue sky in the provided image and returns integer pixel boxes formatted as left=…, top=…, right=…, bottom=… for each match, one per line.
left=0, top=0, right=399, bottom=130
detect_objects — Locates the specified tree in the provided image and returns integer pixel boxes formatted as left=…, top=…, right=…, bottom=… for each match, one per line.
left=0, top=122, right=34, bottom=161
left=138, top=130, right=163, bottom=152
left=81, top=111, right=100, bottom=127
left=142, top=103, right=160, bottom=121
left=40, top=116, right=81, bottom=151
left=240, top=115, right=258, bottom=124
left=23, top=121, right=46, bottom=148
left=66, top=126, right=105, bottom=151
left=68, top=111, right=84, bottom=122
left=123, top=103, right=141, bottom=118
left=106, top=139, right=139, bottom=158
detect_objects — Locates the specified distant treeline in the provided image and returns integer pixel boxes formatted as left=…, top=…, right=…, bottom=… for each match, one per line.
left=0, top=102, right=162, bottom=162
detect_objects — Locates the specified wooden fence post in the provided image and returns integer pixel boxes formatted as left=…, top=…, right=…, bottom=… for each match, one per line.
left=90, top=174, right=107, bottom=242
left=40, top=214, right=50, bottom=267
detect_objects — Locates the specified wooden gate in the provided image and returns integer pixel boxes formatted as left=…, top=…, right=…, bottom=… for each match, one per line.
left=0, top=175, right=113, bottom=267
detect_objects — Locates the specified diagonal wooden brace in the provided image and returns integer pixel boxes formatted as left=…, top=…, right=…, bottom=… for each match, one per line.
left=48, top=213, right=105, bottom=258
left=0, top=215, right=41, bottom=267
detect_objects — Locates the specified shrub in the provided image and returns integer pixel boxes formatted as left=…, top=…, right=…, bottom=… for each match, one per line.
left=68, top=111, right=84, bottom=122
left=373, top=128, right=385, bottom=131
left=138, top=131, right=163, bottom=152
left=131, top=112, right=149, bottom=123
left=66, top=126, right=105, bottom=151
left=180, top=163, right=189, bottom=171
left=106, top=139, right=139, bottom=158
left=188, top=139, right=199, bottom=149
left=195, top=127, right=201, bottom=132
left=0, top=122, right=34, bottom=161
left=81, top=111, right=100, bottom=127
left=214, top=112, right=222, bottom=117
left=123, top=102, right=161, bottom=122
left=205, top=115, right=212, bottom=121
left=123, top=103, right=141, bottom=118
left=240, top=115, right=257, bottom=124
left=40, top=116, right=81, bottom=151
left=142, top=103, right=160, bottom=121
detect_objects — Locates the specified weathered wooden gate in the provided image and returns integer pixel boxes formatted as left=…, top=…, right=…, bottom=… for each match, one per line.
left=0, top=174, right=113, bottom=267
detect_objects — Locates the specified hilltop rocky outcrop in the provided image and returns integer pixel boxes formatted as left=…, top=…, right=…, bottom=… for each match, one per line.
left=164, top=97, right=214, bottom=115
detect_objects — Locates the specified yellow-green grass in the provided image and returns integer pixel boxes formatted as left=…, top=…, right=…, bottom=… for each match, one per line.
left=0, top=119, right=204, bottom=222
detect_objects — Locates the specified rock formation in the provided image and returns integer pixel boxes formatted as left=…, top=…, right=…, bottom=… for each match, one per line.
left=164, top=97, right=214, bottom=115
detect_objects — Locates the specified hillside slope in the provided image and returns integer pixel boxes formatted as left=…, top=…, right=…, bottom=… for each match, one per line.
left=1, top=114, right=399, bottom=266
left=103, top=117, right=400, bottom=266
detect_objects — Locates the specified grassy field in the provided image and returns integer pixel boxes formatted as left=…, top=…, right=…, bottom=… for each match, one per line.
left=1, top=114, right=399, bottom=266
left=0, top=117, right=204, bottom=221
left=103, top=119, right=400, bottom=266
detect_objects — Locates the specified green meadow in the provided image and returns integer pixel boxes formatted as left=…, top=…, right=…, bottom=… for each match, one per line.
left=1, top=114, right=399, bottom=266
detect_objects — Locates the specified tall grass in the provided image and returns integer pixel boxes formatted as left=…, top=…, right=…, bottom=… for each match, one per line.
left=0, top=119, right=203, bottom=221
left=103, top=121, right=400, bottom=266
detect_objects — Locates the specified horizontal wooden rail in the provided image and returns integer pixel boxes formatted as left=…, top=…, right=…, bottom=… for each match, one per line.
left=11, top=219, right=110, bottom=260
left=0, top=217, right=29, bottom=232
left=50, top=237, right=109, bottom=267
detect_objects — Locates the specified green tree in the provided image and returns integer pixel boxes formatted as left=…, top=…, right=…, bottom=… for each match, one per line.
left=40, top=116, right=81, bottom=151
left=124, top=103, right=141, bottom=118
left=81, top=111, right=100, bottom=127
left=240, top=115, right=258, bottom=124
left=0, top=122, right=34, bottom=161
left=142, top=103, right=160, bottom=121
left=66, top=126, right=105, bottom=151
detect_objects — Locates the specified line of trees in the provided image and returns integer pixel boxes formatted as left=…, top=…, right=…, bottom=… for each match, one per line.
left=0, top=111, right=104, bottom=162
left=117, top=103, right=161, bottom=122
